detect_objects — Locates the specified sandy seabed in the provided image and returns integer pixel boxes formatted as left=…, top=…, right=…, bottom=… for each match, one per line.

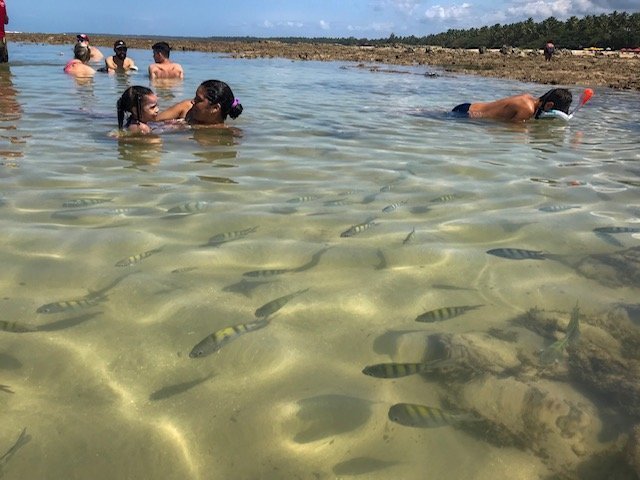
left=8, top=32, right=640, bottom=91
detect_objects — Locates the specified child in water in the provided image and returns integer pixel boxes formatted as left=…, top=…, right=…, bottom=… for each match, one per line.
left=116, top=86, right=159, bottom=134
left=157, top=80, right=242, bottom=126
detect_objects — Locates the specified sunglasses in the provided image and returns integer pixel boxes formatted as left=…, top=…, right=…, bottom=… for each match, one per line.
left=115, top=47, right=128, bottom=53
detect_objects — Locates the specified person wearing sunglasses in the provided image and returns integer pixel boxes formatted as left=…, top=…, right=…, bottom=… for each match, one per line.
left=75, top=34, right=103, bottom=62
left=104, top=40, right=138, bottom=73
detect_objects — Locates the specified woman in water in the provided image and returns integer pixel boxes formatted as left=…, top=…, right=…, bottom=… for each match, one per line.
left=63, top=44, right=96, bottom=77
left=116, top=86, right=159, bottom=134
left=156, top=79, right=243, bottom=126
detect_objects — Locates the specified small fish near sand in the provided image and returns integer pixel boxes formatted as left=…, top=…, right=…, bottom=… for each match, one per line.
left=254, top=288, right=309, bottom=318
left=62, top=198, right=112, bottom=208
left=538, top=205, right=580, bottom=213
left=203, top=226, right=258, bottom=247
left=0, top=428, right=31, bottom=474
left=382, top=200, right=407, bottom=213
left=430, top=193, right=458, bottom=203
left=486, top=248, right=547, bottom=260
left=593, top=226, right=640, bottom=234
left=362, top=358, right=457, bottom=379
left=0, top=320, right=38, bottom=333
left=402, top=227, right=415, bottom=245
left=388, top=403, right=478, bottom=429
left=189, top=318, right=271, bottom=358
left=340, top=217, right=378, bottom=238
left=115, top=247, right=163, bottom=267
left=415, top=304, right=483, bottom=323
left=539, top=302, right=581, bottom=366
left=166, top=201, right=211, bottom=215
left=36, top=273, right=132, bottom=314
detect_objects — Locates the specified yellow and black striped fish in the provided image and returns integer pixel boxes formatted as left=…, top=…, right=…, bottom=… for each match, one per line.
left=340, top=218, right=378, bottom=238
left=388, top=403, right=477, bottom=428
left=415, top=304, right=483, bottom=323
left=0, top=320, right=37, bottom=333
left=254, top=288, right=309, bottom=318
left=382, top=200, right=407, bottom=213
left=362, top=358, right=457, bottom=378
left=286, top=195, right=321, bottom=204
left=593, top=226, right=640, bottom=234
left=205, top=226, right=258, bottom=247
left=243, top=268, right=294, bottom=278
left=189, top=319, right=270, bottom=358
left=36, top=296, right=105, bottom=314
left=115, top=247, right=163, bottom=267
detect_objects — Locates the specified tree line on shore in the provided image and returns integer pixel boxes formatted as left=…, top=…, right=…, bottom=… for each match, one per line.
left=206, top=12, right=639, bottom=51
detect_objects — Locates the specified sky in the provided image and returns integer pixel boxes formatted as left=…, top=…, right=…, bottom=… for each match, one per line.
left=7, top=0, right=640, bottom=39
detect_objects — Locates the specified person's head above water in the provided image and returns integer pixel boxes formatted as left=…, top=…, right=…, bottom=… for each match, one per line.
left=535, top=88, right=572, bottom=118
left=73, top=43, right=91, bottom=63
left=113, top=40, right=128, bottom=59
left=188, top=79, right=243, bottom=125
left=152, top=41, right=171, bottom=60
left=116, top=85, right=158, bottom=130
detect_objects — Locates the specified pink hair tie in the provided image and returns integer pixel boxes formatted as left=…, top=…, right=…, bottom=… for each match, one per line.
left=231, top=98, right=240, bottom=108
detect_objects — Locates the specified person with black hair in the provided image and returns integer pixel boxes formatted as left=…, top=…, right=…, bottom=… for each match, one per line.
left=105, top=40, right=137, bottom=73
left=148, top=41, right=183, bottom=80
left=157, top=80, right=243, bottom=126
left=116, top=86, right=159, bottom=134
left=451, top=88, right=572, bottom=122
left=76, top=34, right=104, bottom=62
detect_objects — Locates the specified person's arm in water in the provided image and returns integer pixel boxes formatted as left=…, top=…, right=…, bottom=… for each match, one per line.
left=156, top=99, right=192, bottom=121
left=105, top=56, right=117, bottom=72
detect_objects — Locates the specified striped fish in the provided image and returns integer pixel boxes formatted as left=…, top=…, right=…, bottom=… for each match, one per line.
left=382, top=200, right=407, bottom=213
left=0, top=321, right=37, bottom=333
left=362, top=359, right=457, bottom=378
left=189, top=319, right=270, bottom=358
left=62, top=198, right=112, bottom=208
left=323, top=199, right=350, bottom=207
left=36, top=295, right=105, bottom=314
left=415, top=304, right=483, bottom=323
left=593, top=226, right=640, bottom=234
left=340, top=218, right=378, bottom=238
left=115, top=247, right=163, bottom=267
left=486, top=248, right=546, bottom=260
left=36, top=273, right=131, bottom=314
left=538, top=205, right=579, bottom=212
left=205, top=226, right=258, bottom=247
left=254, top=288, right=309, bottom=318
left=286, top=195, right=320, bottom=204
left=167, top=201, right=211, bottom=214
left=388, top=403, right=477, bottom=428
left=430, top=194, right=458, bottom=203
left=402, top=227, right=415, bottom=245
left=243, top=268, right=294, bottom=278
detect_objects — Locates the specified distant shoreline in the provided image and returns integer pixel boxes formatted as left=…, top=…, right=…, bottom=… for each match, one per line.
left=8, top=32, right=640, bottom=91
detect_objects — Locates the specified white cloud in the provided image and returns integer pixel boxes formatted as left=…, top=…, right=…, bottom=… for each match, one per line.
left=348, top=21, right=395, bottom=32
left=506, top=0, right=599, bottom=17
left=424, top=3, right=472, bottom=20
left=263, top=20, right=274, bottom=28
left=319, top=20, right=330, bottom=30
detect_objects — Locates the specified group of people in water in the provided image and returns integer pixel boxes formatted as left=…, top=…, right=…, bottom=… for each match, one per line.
left=61, top=34, right=575, bottom=130
left=63, top=35, right=243, bottom=133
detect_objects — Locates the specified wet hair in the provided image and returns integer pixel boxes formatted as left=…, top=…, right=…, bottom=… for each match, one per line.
left=117, top=86, right=154, bottom=129
left=152, top=42, right=171, bottom=58
left=535, top=88, right=572, bottom=118
left=73, top=44, right=91, bottom=63
left=199, top=80, right=243, bottom=120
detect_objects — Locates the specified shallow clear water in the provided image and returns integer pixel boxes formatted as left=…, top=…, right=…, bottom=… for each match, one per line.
left=1, top=43, right=640, bottom=479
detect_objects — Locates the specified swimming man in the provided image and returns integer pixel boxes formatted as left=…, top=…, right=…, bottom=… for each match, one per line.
left=76, top=34, right=104, bottom=62
left=452, top=88, right=572, bottom=122
left=148, top=41, right=184, bottom=80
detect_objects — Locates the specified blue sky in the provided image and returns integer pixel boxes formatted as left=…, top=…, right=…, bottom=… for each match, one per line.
left=8, top=0, right=640, bottom=38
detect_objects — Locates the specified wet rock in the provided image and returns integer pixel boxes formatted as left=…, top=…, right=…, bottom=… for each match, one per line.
left=626, top=425, right=640, bottom=476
